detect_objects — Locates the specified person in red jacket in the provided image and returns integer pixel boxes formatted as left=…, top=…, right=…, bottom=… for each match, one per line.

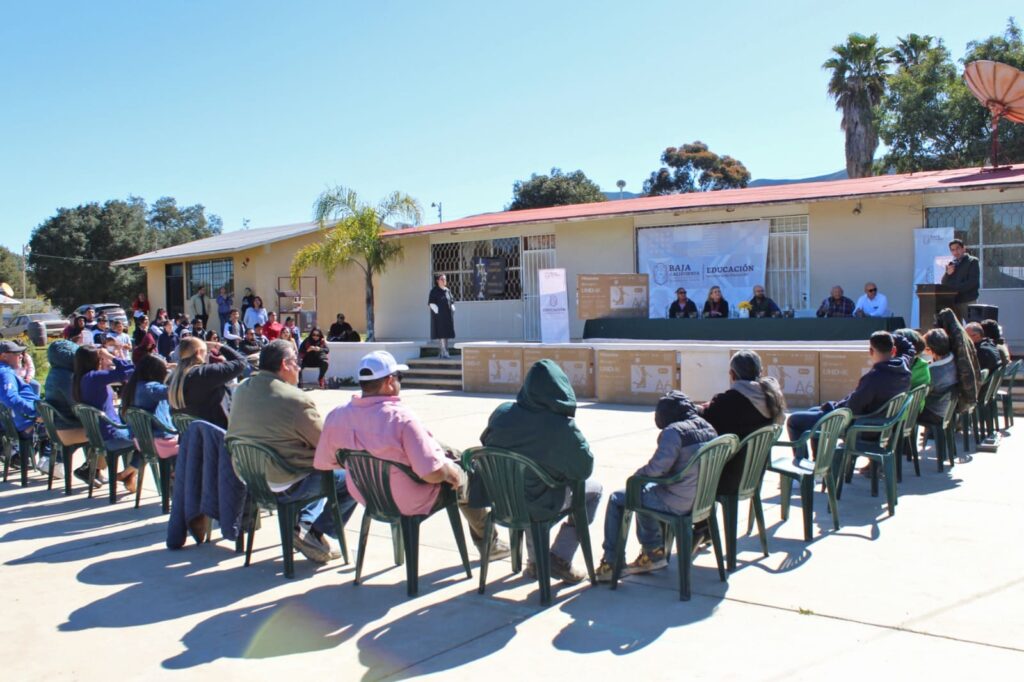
left=264, top=311, right=284, bottom=341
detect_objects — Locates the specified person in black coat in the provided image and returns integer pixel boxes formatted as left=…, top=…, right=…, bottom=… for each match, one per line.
left=940, top=239, right=980, bottom=320
left=167, top=338, right=248, bottom=429
left=428, top=273, right=456, bottom=358
left=699, top=351, right=786, bottom=494
left=702, top=286, right=730, bottom=319
left=965, top=322, right=1002, bottom=374
left=668, top=287, right=698, bottom=318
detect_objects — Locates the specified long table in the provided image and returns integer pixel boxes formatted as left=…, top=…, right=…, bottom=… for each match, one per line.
left=582, top=316, right=907, bottom=342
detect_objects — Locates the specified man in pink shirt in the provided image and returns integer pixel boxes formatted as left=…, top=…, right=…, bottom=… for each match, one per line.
left=314, top=351, right=508, bottom=559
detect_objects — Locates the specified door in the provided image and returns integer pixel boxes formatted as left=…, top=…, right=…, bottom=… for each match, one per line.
left=165, top=263, right=185, bottom=317
left=521, top=235, right=557, bottom=341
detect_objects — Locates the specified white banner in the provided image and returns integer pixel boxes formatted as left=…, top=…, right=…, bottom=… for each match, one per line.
left=911, top=227, right=954, bottom=327
left=637, top=220, right=770, bottom=318
left=539, top=268, right=570, bottom=343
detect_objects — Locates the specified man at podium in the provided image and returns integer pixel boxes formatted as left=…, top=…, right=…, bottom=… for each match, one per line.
left=940, top=239, right=980, bottom=320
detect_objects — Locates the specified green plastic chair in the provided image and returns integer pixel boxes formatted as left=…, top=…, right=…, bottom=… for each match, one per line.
left=978, top=364, right=1006, bottom=440
left=124, top=407, right=176, bottom=513
left=340, top=450, right=471, bottom=597
left=836, top=394, right=912, bottom=516
left=958, top=369, right=986, bottom=452
left=608, top=434, right=739, bottom=601
left=462, top=446, right=596, bottom=605
left=36, top=401, right=88, bottom=495
left=227, top=437, right=349, bottom=579
left=1, top=403, right=36, bottom=487
left=897, top=384, right=931, bottom=479
left=716, top=424, right=782, bottom=572
left=73, top=403, right=137, bottom=504
left=998, top=359, right=1021, bottom=429
left=768, top=409, right=852, bottom=541
left=170, top=412, right=198, bottom=438
left=920, top=391, right=960, bottom=472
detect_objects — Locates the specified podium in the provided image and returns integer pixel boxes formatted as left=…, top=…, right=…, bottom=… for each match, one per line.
left=916, top=284, right=957, bottom=327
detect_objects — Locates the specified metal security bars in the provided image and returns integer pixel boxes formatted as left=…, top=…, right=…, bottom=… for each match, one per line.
left=430, top=238, right=522, bottom=302
left=766, top=216, right=809, bottom=311
left=186, top=258, right=234, bottom=299
left=927, top=202, right=1024, bottom=289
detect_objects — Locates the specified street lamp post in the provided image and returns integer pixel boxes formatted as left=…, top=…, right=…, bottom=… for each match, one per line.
left=21, top=244, right=30, bottom=299
left=430, top=202, right=443, bottom=223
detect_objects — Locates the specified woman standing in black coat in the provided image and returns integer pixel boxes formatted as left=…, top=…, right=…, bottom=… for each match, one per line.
left=699, top=350, right=786, bottom=494
left=428, top=273, right=456, bottom=359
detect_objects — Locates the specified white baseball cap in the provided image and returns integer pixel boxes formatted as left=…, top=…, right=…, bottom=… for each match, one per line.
left=357, top=351, right=409, bottom=381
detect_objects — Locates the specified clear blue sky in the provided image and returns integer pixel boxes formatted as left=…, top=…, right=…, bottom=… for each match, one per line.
left=0, top=1, right=1018, bottom=252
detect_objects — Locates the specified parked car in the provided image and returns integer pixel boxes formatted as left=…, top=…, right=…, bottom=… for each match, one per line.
left=73, top=303, right=129, bottom=325
left=0, top=312, right=66, bottom=345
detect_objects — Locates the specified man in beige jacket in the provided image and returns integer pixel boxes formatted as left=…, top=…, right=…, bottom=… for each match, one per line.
left=228, top=339, right=357, bottom=564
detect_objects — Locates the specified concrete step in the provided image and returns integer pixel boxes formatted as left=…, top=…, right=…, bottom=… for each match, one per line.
left=419, top=346, right=461, bottom=359
left=402, top=376, right=463, bottom=390
left=407, top=357, right=462, bottom=368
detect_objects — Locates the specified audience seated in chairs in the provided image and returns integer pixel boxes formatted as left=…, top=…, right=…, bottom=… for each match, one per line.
left=479, top=359, right=602, bottom=583
left=228, top=340, right=357, bottom=565
left=919, top=328, right=958, bottom=430
left=120, top=353, right=178, bottom=459
left=314, top=350, right=508, bottom=562
left=596, top=390, right=715, bottom=582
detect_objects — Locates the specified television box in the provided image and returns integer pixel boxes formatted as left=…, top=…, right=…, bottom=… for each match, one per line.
left=462, top=346, right=525, bottom=394
left=748, top=349, right=819, bottom=408
left=679, top=348, right=732, bottom=402
left=522, top=347, right=595, bottom=398
left=596, top=349, right=679, bottom=405
left=819, top=350, right=874, bottom=403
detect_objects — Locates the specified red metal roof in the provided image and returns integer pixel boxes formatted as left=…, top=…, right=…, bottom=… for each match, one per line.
left=388, top=164, right=1024, bottom=238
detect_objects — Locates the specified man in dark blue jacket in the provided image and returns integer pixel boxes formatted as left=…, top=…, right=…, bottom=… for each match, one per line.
left=786, top=331, right=911, bottom=448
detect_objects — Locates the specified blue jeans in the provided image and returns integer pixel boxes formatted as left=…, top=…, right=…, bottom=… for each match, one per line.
left=786, top=408, right=826, bottom=459
left=601, top=484, right=676, bottom=563
left=105, top=428, right=140, bottom=469
left=275, top=469, right=357, bottom=538
left=523, top=479, right=603, bottom=563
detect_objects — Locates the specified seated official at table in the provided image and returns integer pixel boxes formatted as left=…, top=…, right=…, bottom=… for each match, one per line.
left=816, top=285, right=855, bottom=318
left=854, top=282, right=889, bottom=317
left=668, top=287, right=698, bottom=319
left=749, top=285, right=781, bottom=318
left=702, top=286, right=729, bottom=319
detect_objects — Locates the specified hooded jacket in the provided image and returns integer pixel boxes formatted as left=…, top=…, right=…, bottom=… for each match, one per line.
left=938, top=308, right=980, bottom=411
left=640, top=391, right=718, bottom=512
left=480, top=360, right=593, bottom=517
left=699, top=379, right=782, bottom=495
left=43, top=340, right=79, bottom=429
left=826, top=357, right=911, bottom=416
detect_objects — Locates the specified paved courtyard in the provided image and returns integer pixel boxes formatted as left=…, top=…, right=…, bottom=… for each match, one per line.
left=1, top=388, right=1022, bottom=680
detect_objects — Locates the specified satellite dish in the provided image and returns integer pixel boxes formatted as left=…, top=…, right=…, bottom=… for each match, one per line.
left=0, top=282, right=13, bottom=297
left=963, top=60, right=1024, bottom=170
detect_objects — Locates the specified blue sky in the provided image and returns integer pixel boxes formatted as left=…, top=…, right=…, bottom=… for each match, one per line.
left=0, top=1, right=1018, bottom=252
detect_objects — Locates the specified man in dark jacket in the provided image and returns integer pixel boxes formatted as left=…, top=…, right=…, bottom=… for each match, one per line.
left=965, top=322, right=1002, bottom=375
left=940, top=239, right=980, bottom=320
left=595, top=391, right=717, bottom=581
left=480, top=360, right=603, bottom=584
left=786, top=331, right=911, bottom=448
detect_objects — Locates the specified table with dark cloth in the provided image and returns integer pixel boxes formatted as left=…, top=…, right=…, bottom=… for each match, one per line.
left=582, top=317, right=906, bottom=342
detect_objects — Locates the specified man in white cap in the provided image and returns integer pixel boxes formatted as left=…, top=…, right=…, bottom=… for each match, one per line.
left=314, top=350, right=509, bottom=560
left=0, top=340, right=42, bottom=470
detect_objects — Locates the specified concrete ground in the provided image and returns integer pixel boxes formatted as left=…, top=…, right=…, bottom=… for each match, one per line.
left=1, top=388, right=1022, bottom=681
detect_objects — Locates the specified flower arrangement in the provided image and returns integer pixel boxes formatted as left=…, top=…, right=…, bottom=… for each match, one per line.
left=737, top=301, right=753, bottom=311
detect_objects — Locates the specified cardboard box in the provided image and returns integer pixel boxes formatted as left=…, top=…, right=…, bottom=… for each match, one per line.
left=751, top=349, right=819, bottom=408
left=596, top=350, right=679, bottom=405
left=522, top=347, right=595, bottom=398
left=819, top=349, right=875, bottom=403
left=577, top=274, right=649, bottom=319
left=462, top=346, right=525, bottom=394
left=679, top=348, right=732, bottom=403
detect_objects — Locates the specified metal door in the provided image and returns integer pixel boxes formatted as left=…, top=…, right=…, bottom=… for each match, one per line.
left=522, top=235, right=557, bottom=340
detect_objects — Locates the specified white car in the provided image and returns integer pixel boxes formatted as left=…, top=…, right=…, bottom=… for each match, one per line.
left=0, top=312, right=66, bottom=345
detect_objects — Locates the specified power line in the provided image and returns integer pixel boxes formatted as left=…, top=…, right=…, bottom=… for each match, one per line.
left=27, top=252, right=125, bottom=265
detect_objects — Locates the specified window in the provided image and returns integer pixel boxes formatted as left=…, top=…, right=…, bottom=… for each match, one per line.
left=766, top=215, right=810, bottom=310
left=927, top=202, right=1024, bottom=289
left=430, top=238, right=522, bottom=302
left=186, top=258, right=234, bottom=299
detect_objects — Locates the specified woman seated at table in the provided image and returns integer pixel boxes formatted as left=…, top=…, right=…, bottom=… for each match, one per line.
left=121, top=353, right=178, bottom=459
left=702, top=286, right=729, bottom=319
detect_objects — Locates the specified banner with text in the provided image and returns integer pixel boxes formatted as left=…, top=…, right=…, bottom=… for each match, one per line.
left=911, top=227, right=954, bottom=328
left=636, top=220, right=770, bottom=319
left=539, top=268, right=570, bottom=343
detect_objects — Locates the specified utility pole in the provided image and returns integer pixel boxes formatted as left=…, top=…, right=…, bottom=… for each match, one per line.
left=431, top=202, right=443, bottom=223
left=21, top=244, right=29, bottom=299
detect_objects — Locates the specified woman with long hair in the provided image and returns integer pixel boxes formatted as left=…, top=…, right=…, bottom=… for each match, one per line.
left=243, top=296, right=268, bottom=330
left=166, top=337, right=248, bottom=428
left=698, top=350, right=786, bottom=496
left=63, top=315, right=87, bottom=340
left=131, top=292, right=150, bottom=317
left=702, top=286, right=730, bottom=319
left=121, top=353, right=178, bottom=459
left=72, top=346, right=140, bottom=491
left=298, top=327, right=330, bottom=389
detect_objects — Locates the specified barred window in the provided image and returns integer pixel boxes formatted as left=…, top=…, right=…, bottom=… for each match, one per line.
left=927, top=202, right=1024, bottom=289
left=430, top=238, right=522, bottom=301
left=186, top=258, right=234, bottom=298
left=766, top=215, right=809, bottom=310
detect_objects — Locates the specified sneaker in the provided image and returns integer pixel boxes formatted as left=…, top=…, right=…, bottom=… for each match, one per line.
left=320, top=533, right=343, bottom=561
left=474, top=537, right=511, bottom=562
left=625, top=547, right=668, bottom=575
left=594, top=559, right=615, bottom=583
left=74, top=465, right=102, bottom=489
left=522, top=554, right=587, bottom=584
left=293, top=522, right=331, bottom=564
left=7, top=454, right=21, bottom=470
left=36, top=456, right=50, bottom=475
left=53, top=462, right=64, bottom=480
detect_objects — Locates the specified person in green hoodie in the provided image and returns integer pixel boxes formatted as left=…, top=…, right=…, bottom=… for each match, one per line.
left=479, top=359, right=603, bottom=584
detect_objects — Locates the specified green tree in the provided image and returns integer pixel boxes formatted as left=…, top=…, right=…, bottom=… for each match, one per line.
left=148, top=196, right=223, bottom=248
left=642, top=141, right=750, bottom=195
left=291, top=186, right=421, bottom=341
left=824, top=33, right=891, bottom=178
left=0, top=246, right=37, bottom=299
left=508, top=168, right=605, bottom=210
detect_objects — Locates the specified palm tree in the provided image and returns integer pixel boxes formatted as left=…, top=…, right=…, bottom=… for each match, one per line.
left=823, top=33, right=891, bottom=178
left=891, top=33, right=937, bottom=69
left=291, top=186, right=422, bottom=341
